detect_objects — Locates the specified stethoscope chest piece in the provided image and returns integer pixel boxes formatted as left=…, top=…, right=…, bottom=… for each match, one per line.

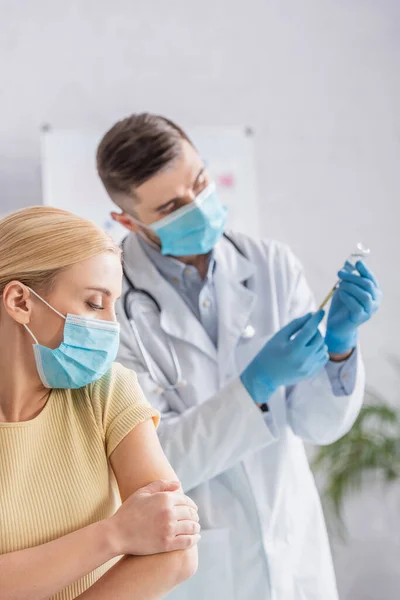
left=241, top=324, right=256, bottom=339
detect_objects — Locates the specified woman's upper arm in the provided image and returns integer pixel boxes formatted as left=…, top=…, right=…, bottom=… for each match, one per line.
left=109, top=419, right=179, bottom=502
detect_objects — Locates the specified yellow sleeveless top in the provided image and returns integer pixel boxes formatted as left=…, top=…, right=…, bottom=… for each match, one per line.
left=0, top=363, right=159, bottom=599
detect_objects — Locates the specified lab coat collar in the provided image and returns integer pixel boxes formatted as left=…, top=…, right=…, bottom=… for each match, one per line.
left=122, top=233, right=257, bottom=367
left=214, top=234, right=257, bottom=379
left=214, top=233, right=256, bottom=286
left=122, top=233, right=218, bottom=361
left=137, top=234, right=217, bottom=290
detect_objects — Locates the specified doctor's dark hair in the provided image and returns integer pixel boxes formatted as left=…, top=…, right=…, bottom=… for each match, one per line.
left=96, top=113, right=193, bottom=199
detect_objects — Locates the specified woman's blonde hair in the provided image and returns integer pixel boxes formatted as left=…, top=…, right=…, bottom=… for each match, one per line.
left=0, top=206, right=121, bottom=295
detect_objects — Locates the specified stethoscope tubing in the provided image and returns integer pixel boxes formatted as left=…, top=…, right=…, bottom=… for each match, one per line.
left=121, top=233, right=251, bottom=391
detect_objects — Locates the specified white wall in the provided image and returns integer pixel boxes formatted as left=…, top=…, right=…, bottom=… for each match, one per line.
left=1, top=1, right=399, bottom=597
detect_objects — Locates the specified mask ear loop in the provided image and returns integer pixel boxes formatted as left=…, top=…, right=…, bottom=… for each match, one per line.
left=23, top=287, right=66, bottom=345
left=27, top=287, right=66, bottom=320
left=122, top=213, right=160, bottom=248
left=24, top=323, right=39, bottom=344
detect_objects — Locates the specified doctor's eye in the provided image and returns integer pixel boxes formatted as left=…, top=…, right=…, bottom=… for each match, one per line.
left=158, top=200, right=178, bottom=215
left=194, top=172, right=210, bottom=195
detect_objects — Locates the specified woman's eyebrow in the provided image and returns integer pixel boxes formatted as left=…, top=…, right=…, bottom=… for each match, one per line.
left=84, top=286, right=112, bottom=297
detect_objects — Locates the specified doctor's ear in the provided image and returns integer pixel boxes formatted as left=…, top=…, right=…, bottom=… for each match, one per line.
left=111, top=212, right=139, bottom=232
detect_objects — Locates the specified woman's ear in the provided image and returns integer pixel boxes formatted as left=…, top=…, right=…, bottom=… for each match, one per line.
left=2, top=282, right=33, bottom=324
left=111, top=212, right=140, bottom=232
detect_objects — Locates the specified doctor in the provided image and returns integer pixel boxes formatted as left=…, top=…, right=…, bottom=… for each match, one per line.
left=96, top=113, right=381, bottom=600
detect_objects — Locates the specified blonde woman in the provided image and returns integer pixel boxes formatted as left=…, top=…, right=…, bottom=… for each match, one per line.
left=0, top=207, right=200, bottom=600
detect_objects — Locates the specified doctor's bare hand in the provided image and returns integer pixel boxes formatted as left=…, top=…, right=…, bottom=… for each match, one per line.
left=107, top=480, right=201, bottom=556
left=241, top=311, right=328, bottom=403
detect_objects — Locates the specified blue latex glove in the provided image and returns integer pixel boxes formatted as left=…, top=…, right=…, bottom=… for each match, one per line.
left=241, top=310, right=328, bottom=404
left=325, top=261, right=382, bottom=354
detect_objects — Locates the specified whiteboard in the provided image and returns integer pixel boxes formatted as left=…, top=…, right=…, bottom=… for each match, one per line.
left=41, top=127, right=260, bottom=244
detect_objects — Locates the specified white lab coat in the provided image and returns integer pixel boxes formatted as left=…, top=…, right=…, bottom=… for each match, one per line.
left=116, top=231, right=365, bottom=600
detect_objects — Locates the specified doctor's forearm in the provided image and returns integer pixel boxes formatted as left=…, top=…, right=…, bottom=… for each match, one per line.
left=287, top=355, right=365, bottom=445
left=76, top=547, right=198, bottom=600
left=156, top=379, right=277, bottom=492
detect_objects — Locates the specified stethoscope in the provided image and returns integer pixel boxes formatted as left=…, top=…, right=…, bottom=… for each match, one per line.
left=122, top=233, right=256, bottom=391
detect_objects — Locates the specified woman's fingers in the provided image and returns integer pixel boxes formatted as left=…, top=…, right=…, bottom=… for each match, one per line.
left=174, top=506, right=200, bottom=522
left=171, top=493, right=198, bottom=511
left=170, top=534, right=202, bottom=551
left=175, top=520, right=201, bottom=536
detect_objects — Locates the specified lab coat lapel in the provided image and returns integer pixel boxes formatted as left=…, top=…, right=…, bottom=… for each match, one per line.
left=214, top=236, right=257, bottom=379
left=122, top=233, right=218, bottom=362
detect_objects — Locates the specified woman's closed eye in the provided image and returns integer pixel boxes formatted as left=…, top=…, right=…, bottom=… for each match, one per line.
left=86, top=301, right=104, bottom=311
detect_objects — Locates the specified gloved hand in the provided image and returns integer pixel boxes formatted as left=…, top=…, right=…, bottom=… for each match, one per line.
left=325, top=261, right=382, bottom=355
left=240, top=310, right=329, bottom=404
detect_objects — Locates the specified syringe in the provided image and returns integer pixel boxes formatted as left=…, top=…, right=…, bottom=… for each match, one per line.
left=318, top=243, right=371, bottom=310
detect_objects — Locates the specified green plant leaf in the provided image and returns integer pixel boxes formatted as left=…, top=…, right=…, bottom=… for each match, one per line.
left=312, top=397, right=400, bottom=537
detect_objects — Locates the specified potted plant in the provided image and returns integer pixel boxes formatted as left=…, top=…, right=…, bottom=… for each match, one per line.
left=312, top=386, right=400, bottom=537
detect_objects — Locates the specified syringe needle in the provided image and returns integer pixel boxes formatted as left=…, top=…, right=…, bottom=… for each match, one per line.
left=319, top=283, right=339, bottom=311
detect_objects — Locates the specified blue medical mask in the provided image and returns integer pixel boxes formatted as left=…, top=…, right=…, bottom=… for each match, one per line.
left=149, top=183, right=227, bottom=256
left=24, top=288, right=120, bottom=389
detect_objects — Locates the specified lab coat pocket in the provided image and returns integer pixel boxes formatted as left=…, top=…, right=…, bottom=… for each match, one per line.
left=166, top=528, right=234, bottom=600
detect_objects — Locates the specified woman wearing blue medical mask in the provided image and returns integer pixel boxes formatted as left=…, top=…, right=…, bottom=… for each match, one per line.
left=0, top=206, right=199, bottom=600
